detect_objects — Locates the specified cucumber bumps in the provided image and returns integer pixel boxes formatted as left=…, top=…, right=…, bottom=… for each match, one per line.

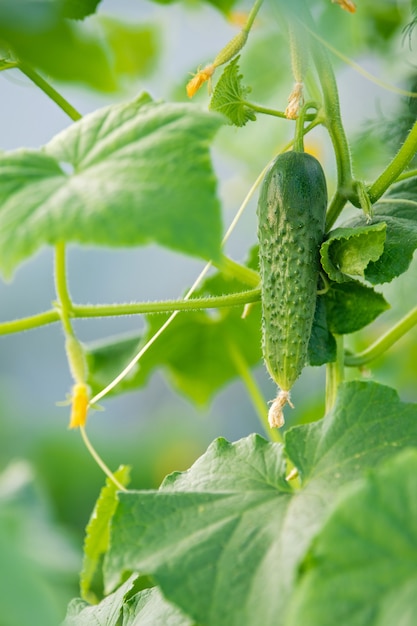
left=257, top=151, right=327, bottom=427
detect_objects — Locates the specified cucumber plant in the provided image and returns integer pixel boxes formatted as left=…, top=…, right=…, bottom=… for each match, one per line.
left=2, top=0, right=417, bottom=625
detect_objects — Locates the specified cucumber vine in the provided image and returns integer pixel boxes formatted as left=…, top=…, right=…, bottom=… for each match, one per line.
left=2, top=1, right=417, bottom=624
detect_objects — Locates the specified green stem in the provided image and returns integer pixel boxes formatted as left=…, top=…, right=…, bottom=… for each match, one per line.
left=325, top=334, right=344, bottom=412
left=242, top=101, right=317, bottom=120
left=243, top=0, right=264, bottom=33
left=325, top=190, right=348, bottom=231
left=18, top=62, right=82, bottom=122
left=54, top=242, right=74, bottom=336
left=242, top=102, right=287, bottom=119
left=294, top=112, right=305, bottom=152
left=218, top=256, right=260, bottom=287
left=345, top=304, right=417, bottom=367
left=73, top=288, right=261, bottom=318
left=0, top=310, right=60, bottom=335
left=293, top=3, right=353, bottom=228
left=0, top=289, right=261, bottom=335
left=0, top=60, right=19, bottom=71
left=396, top=168, right=417, bottom=182
left=228, top=341, right=282, bottom=443
left=368, top=119, right=417, bottom=203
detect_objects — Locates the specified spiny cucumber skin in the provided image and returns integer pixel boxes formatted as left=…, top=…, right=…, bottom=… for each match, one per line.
left=257, top=151, right=327, bottom=392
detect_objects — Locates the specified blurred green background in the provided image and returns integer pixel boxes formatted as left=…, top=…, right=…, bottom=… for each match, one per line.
left=1, top=0, right=417, bottom=623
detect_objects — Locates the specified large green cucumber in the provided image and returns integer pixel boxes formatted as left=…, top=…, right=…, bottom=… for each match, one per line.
left=257, top=150, right=327, bottom=426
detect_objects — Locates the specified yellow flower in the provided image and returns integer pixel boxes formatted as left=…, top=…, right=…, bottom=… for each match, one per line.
left=69, top=382, right=89, bottom=429
left=186, top=65, right=215, bottom=98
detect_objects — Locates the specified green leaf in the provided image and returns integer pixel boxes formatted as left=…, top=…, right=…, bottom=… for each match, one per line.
left=64, top=574, right=137, bottom=625
left=307, top=296, right=336, bottom=366
left=323, top=280, right=390, bottom=334
left=287, top=449, right=417, bottom=626
left=81, top=465, right=131, bottom=603
left=320, top=223, right=386, bottom=282
left=341, top=197, right=417, bottom=283
left=86, top=261, right=262, bottom=406
left=103, top=381, right=417, bottom=626
left=62, top=0, right=102, bottom=20
left=0, top=95, right=223, bottom=278
left=122, top=587, right=194, bottom=626
left=209, top=57, right=256, bottom=127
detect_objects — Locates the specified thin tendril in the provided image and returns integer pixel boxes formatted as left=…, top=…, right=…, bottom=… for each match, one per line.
left=80, top=426, right=127, bottom=492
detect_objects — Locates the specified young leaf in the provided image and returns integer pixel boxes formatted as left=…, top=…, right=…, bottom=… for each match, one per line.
left=103, top=381, right=417, bottom=626
left=81, top=465, right=131, bottom=603
left=340, top=196, right=417, bottom=283
left=323, top=280, right=390, bottom=334
left=287, top=449, right=417, bottom=626
left=210, top=57, right=256, bottom=127
left=0, top=95, right=223, bottom=278
left=320, top=223, right=386, bottom=283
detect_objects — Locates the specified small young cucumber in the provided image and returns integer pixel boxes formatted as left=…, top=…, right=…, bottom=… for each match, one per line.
left=257, top=151, right=327, bottom=427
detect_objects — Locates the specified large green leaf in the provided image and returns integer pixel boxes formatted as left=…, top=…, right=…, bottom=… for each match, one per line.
left=286, top=449, right=417, bottom=626
left=103, top=381, right=417, bottom=626
left=0, top=94, right=223, bottom=278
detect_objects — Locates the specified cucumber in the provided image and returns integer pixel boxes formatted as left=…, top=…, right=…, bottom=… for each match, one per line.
left=257, top=150, right=327, bottom=426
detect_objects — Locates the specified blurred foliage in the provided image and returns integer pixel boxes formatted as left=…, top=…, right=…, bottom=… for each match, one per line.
left=0, top=460, right=80, bottom=626
left=0, top=0, right=159, bottom=91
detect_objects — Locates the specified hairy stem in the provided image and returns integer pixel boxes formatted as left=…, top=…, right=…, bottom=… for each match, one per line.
left=243, top=0, right=264, bottom=33
left=396, top=168, right=417, bottom=182
left=54, top=242, right=74, bottom=336
left=0, top=289, right=261, bottom=336
left=345, top=304, right=417, bottom=367
left=368, top=119, right=417, bottom=203
left=18, top=62, right=82, bottom=122
left=74, top=288, right=261, bottom=318
left=0, top=310, right=60, bottom=335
